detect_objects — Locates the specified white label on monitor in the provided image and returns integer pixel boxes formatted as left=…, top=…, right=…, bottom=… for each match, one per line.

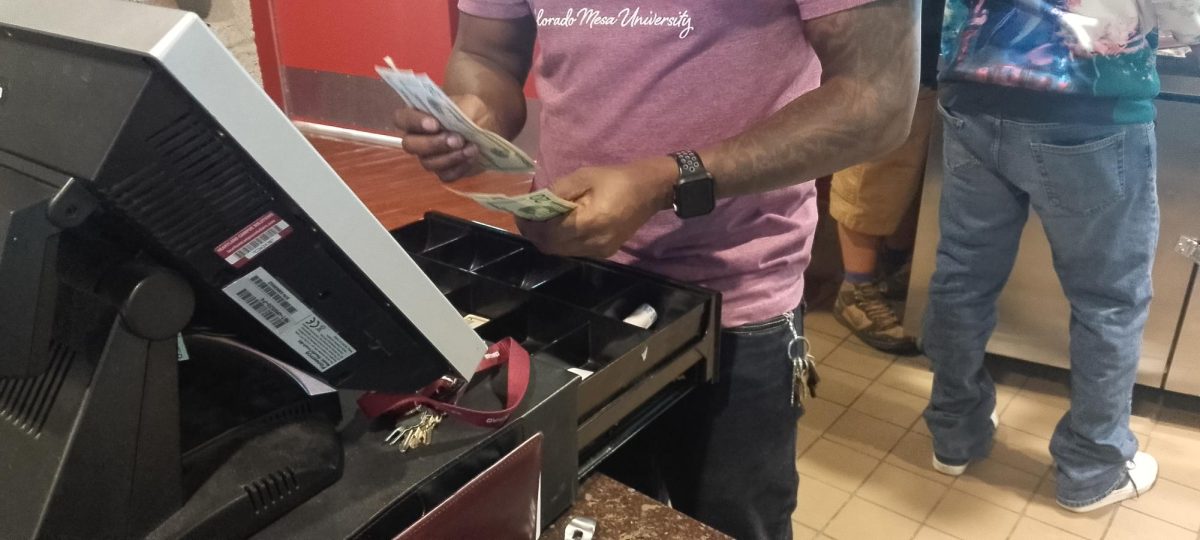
left=222, top=267, right=355, bottom=372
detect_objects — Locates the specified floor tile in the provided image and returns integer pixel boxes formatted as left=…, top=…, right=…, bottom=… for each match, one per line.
left=1129, top=414, right=1156, bottom=437
left=994, top=386, right=1019, bottom=416
left=806, top=310, right=851, bottom=340
left=823, top=409, right=907, bottom=459
left=1146, top=430, right=1200, bottom=490
left=1154, top=398, right=1200, bottom=431
left=912, top=418, right=932, bottom=436
left=990, top=425, right=1052, bottom=476
left=1128, top=393, right=1160, bottom=437
left=823, top=497, right=920, bottom=540
left=797, top=425, right=822, bottom=457
left=792, top=521, right=819, bottom=540
left=794, top=474, right=852, bottom=531
left=913, top=526, right=958, bottom=540
left=822, top=342, right=895, bottom=380
left=1024, top=476, right=1118, bottom=540
left=817, top=366, right=873, bottom=407
left=851, top=382, right=928, bottom=429
left=1001, top=393, right=1066, bottom=440
left=1009, top=516, right=1086, bottom=539
left=801, top=397, right=848, bottom=433
left=885, top=431, right=954, bottom=486
left=952, top=458, right=1041, bottom=512
left=1020, top=375, right=1072, bottom=410
left=925, top=489, right=1019, bottom=540
left=876, top=357, right=934, bottom=398
left=807, top=332, right=843, bottom=364
left=797, top=439, right=881, bottom=492
left=1151, top=408, right=1200, bottom=443
left=988, top=360, right=1030, bottom=389
left=1122, top=478, right=1200, bottom=531
left=1105, top=507, right=1194, bottom=540
left=857, top=462, right=949, bottom=522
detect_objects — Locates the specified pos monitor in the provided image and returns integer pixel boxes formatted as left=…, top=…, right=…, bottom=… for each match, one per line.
left=0, top=0, right=487, bottom=537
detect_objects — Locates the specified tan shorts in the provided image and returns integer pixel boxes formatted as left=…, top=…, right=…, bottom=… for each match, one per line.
left=830, top=87, right=937, bottom=236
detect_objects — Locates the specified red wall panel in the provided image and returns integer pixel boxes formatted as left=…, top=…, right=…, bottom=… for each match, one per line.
left=252, top=1, right=537, bottom=102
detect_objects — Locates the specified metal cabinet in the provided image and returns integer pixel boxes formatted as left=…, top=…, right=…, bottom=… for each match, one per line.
left=904, top=97, right=1200, bottom=394
left=1166, top=267, right=1200, bottom=396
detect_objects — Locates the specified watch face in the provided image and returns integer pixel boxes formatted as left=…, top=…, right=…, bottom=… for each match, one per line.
left=675, top=176, right=716, bottom=218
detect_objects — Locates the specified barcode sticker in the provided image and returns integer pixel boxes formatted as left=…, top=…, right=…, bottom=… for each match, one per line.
left=215, top=212, right=293, bottom=268
left=222, top=267, right=356, bottom=372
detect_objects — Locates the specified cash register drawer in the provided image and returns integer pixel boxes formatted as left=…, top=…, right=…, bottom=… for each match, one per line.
left=393, top=213, right=721, bottom=450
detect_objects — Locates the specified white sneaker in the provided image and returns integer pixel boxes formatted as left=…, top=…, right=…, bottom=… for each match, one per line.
left=931, top=411, right=1000, bottom=476
left=1058, top=452, right=1159, bottom=513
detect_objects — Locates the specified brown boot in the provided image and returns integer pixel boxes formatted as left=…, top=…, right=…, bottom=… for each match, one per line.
left=833, top=281, right=920, bottom=356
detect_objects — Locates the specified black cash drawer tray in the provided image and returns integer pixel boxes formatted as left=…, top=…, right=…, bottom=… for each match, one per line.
left=392, top=213, right=720, bottom=450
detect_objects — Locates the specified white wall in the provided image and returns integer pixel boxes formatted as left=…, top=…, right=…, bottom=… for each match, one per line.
left=127, top=0, right=261, bottom=85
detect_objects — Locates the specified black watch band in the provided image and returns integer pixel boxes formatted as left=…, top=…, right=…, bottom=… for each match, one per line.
left=670, top=150, right=716, bottom=219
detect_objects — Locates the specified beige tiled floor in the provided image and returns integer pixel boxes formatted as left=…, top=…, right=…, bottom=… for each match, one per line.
left=794, top=310, right=1200, bottom=540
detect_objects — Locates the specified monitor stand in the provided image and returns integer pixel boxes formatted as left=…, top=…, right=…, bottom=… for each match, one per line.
left=0, top=260, right=195, bottom=539
left=0, top=249, right=343, bottom=539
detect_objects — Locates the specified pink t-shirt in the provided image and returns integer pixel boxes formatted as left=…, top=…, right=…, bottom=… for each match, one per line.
left=458, top=0, right=872, bottom=327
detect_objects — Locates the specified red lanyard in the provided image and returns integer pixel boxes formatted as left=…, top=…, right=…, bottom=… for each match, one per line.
left=356, top=337, right=531, bottom=428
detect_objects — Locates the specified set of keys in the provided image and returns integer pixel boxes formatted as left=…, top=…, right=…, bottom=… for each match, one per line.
left=385, top=405, right=446, bottom=453
left=784, top=312, right=820, bottom=407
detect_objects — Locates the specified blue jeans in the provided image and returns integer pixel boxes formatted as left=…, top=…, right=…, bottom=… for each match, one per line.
left=603, top=306, right=804, bottom=539
left=922, top=104, right=1158, bottom=507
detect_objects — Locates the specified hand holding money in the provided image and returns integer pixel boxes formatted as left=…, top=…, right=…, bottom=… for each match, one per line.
left=382, top=59, right=574, bottom=221
left=445, top=186, right=577, bottom=222
left=382, top=59, right=535, bottom=177
left=393, top=96, right=487, bottom=182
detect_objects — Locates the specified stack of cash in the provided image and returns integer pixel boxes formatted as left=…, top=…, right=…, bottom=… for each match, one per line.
left=378, top=58, right=575, bottom=221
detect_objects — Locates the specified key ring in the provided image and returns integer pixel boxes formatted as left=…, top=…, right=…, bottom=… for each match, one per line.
left=783, top=312, right=810, bottom=361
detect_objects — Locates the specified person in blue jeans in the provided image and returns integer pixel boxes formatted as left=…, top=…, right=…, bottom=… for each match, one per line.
left=921, top=0, right=1199, bottom=512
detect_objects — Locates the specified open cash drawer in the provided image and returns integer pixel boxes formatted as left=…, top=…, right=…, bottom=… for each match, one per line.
left=392, top=213, right=721, bottom=451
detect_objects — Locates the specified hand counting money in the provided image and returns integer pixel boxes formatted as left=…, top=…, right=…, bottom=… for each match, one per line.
left=378, top=58, right=576, bottom=220
left=377, top=58, right=536, bottom=174
left=445, top=186, right=577, bottom=222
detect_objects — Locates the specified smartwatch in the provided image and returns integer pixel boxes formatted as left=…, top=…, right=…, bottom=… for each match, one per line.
left=669, top=150, right=716, bottom=219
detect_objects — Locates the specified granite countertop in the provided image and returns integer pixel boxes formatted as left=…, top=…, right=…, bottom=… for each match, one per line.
left=544, top=475, right=731, bottom=540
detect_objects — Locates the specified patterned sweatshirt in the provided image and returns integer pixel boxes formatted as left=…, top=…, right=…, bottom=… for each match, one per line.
left=938, top=0, right=1200, bottom=123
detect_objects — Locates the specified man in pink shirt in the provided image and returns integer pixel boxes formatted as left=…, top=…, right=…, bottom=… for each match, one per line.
left=398, top=1, right=918, bottom=537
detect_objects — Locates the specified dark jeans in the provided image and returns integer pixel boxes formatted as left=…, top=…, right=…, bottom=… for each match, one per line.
left=603, top=306, right=804, bottom=540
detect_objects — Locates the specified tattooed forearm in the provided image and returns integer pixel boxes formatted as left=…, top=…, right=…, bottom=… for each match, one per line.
left=444, top=13, right=538, bottom=139
left=700, top=0, right=919, bottom=198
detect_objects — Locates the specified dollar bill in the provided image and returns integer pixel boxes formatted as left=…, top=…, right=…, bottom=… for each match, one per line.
left=462, top=313, right=490, bottom=329
left=445, top=187, right=577, bottom=222
left=377, top=60, right=536, bottom=173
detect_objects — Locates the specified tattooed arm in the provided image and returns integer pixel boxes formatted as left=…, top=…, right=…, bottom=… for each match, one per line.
left=701, top=0, right=921, bottom=198
left=528, top=0, right=921, bottom=258
left=394, top=14, right=536, bottom=181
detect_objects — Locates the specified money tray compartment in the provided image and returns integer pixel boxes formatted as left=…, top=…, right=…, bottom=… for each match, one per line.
left=392, top=213, right=721, bottom=449
left=595, top=282, right=709, bottom=367
left=411, top=256, right=474, bottom=296
left=445, top=280, right=530, bottom=322
left=474, top=297, right=592, bottom=355
left=476, top=248, right=577, bottom=290
left=393, top=216, right=470, bottom=253
left=536, top=316, right=652, bottom=417
left=423, top=230, right=523, bottom=271
left=532, top=265, right=637, bottom=309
